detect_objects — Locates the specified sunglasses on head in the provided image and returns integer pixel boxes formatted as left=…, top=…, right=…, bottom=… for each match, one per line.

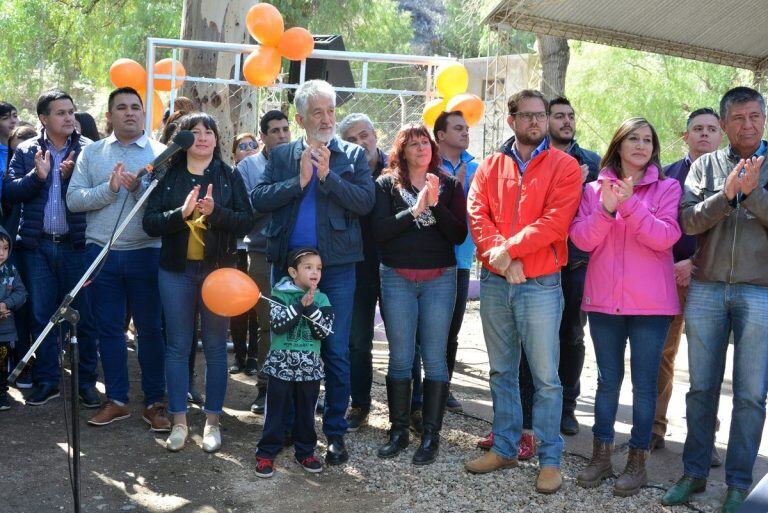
left=238, top=141, right=258, bottom=151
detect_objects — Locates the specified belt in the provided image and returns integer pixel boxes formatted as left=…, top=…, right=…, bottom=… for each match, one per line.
left=41, top=233, right=70, bottom=243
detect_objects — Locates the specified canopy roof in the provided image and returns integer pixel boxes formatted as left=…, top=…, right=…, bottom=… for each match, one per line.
left=485, top=1, right=768, bottom=71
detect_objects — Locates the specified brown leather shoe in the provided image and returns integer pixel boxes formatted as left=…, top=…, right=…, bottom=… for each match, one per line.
left=88, top=401, right=131, bottom=426
left=142, top=402, right=171, bottom=432
left=536, top=466, right=563, bottom=494
left=465, top=450, right=518, bottom=474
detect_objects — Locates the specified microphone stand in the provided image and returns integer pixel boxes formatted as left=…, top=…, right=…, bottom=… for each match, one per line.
left=9, top=172, right=166, bottom=513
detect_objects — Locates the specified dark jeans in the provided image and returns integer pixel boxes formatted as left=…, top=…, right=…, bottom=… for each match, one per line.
left=588, top=312, right=672, bottom=450
left=520, top=263, right=587, bottom=425
left=257, top=376, right=320, bottom=460
left=19, top=240, right=98, bottom=388
left=231, top=249, right=258, bottom=364
left=246, top=251, right=271, bottom=388
left=0, top=341, right=9, bottom=394
left=87, top=245, right=165, bottom=406
left=9, top=251, right=31, bottom=366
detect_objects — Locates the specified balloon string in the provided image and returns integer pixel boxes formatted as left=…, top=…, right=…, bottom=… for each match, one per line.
left=259, top=295, right=335, bottom=335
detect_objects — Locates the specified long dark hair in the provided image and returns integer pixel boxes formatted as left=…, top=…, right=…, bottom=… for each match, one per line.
left=385, top=124, right=443, bottom=189
left=75, top=112, right=101, bottom=141
left=168, top=112, right=223, bottom=168
left=600, top=117, right=663, bottom=179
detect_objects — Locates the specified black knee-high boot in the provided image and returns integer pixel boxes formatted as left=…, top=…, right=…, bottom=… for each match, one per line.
left=377, top=377, right=412, bottom=459
left=412, top=379, right=449, bottom=465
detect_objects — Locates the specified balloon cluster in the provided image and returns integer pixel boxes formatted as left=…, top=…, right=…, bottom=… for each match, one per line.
left=108, top=58, right=187, bottom=129
left=243, top=3, right=315, bottom=87
left=423, top=63, right=485, bottom=128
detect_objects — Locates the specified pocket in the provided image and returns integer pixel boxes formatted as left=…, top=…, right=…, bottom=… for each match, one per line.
left=479, top=267, right=491, bottom=282
left=329, top=216, right=353, bottom=253
left=533, top=272, right=561, bottom=288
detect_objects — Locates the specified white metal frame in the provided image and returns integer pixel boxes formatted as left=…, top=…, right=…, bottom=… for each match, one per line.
left=144, top=37, right=459, bottom=128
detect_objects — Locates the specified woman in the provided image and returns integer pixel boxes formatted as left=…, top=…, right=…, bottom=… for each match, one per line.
left=143, top=112, right=253, bottom=453
left=371, top=125, right=467, bottom=465
left=74, top=112, right=101, bottom=141
left=570, top=118, right=681, bottom=496
left=228, top=132, right=260, bottom=375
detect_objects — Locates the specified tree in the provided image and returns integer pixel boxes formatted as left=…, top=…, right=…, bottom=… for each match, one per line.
left=537, top=35, right=570, bottom=99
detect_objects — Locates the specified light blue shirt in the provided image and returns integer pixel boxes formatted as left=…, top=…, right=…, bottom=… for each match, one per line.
left=441, top=150, right=477, bottom=270
left=510, top=137, right=549, bottom=173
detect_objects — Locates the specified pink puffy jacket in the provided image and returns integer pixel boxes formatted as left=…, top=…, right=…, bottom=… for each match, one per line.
left=569, top=165, right=682, bottom=316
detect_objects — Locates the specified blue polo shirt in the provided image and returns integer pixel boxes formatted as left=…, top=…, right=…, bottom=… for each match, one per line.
left=441, top=150, right=478, bottom=270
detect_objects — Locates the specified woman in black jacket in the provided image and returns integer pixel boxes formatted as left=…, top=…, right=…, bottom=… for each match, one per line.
left=143, top=112, right=252, bottom=453
left=372, top=124, right=467, bottom=465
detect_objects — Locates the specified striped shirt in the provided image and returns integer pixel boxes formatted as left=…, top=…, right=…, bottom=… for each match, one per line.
left=43, top=138, right=70, bottom=235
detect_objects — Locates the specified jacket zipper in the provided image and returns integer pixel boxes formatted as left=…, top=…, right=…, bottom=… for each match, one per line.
left=505, top=174, right=523, bottom=251
left=550, top=243, right=559, bottom=268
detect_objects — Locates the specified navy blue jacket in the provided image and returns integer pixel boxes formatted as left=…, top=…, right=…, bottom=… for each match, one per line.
left=5, top=130, right=91, bottom=250
left=251, top=136, right=375, bottom=270
left=664, top=157, right=697, bottom=262
left=566, top=141, right=601, bottom=266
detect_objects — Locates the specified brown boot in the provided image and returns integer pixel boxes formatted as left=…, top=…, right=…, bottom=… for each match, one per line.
left=536, top=466, right=562, bottom=494
left=577, top=438, right=614, bottom=488
left=465, top=450, right=518, bottom=474
left=614, top=447, right=648, bottom=497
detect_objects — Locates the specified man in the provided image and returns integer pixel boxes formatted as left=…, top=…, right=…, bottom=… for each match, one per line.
left=66, top=87, right=169, bottom=431
left=236, top=109, right=291, bottom=414
left=252, top=80, right=375, bottom=464
left=432, top=110, right=479, bottom=413
left=338, top=113, right=387, bottom=431
left=5, top=90, right=99, bottom=407
left=463, top=89, right=582, bottom=494
left=662, top=87, right=768, bottom=513
left=651, top=108, right=724, bottom=465
left=0, top=102, right=20, bottom=169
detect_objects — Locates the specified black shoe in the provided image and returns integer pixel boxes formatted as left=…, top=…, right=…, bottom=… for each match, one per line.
left=412, top=380, right=449, bottom=465
left=711, top=446, right=722, bottom=468
left=250, top=387, right=266, bottom=414
left=187, top=385, right=204, bottom=405
left=649, top=433, right=666, bottom=451
left=14, top=367, right=33, bottom=389
left=26, top=383, right=60, bottom=406
left=0, top=393, right=10, bottom=411
left=244, top=358, right=258, bottom=376
left=325, top=436, right=349, bottom=465
left=316, top=394, right=325, bottom=414
left=346, top=407, right=369, bottom=432
left=560, top=411, right=579, bottom=436
left=445, top=392, right=463, bottom=413
left=79, top=386, right=101, bottom=409
left=229, top=358, right=246, bottom=374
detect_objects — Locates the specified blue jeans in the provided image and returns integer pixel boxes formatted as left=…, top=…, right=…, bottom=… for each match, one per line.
left=683, top=280, right=768, bottom=489
left=587, top=312, right=671, bottom=450
left=87, top=245, right=165, bottom=406
left=19, top=240, right=98, bottom=388
left=159, top=262, right=230, bottom=415
left=380, top=264, right=456, bottom=383
left=480, top=269, right=564, bottom=467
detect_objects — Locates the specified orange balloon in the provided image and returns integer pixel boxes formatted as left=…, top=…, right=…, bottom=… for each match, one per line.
left=423, top=98, right=447, bottom=128
left=446, top=93, right=485, bottom=126
left=246, top=3, right=284, bottom=46
left=243, top=46, right=282, bottom=87
left=202, top=268, right=261, bottom=317
left=109, top=58, right=147, bottom=90
left=153, top=59, right=186, bottom=91
left=277, top=27, right=315, bottom=61
left=136, top=88, right=165, bottom=130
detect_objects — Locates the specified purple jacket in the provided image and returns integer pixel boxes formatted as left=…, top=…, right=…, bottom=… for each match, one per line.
left=569, top=165, right=682, bottom=316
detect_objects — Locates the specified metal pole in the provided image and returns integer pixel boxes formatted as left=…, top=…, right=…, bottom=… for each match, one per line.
left=69, top=321, right=81, bottom=513
left=145, top=40, right=157, bottom=133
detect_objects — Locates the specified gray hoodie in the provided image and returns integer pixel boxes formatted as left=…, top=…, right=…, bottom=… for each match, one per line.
left=0, top=225, right=27, bottom=341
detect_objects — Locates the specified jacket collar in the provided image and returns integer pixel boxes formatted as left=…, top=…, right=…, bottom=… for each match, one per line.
left=500, top=135, right=549, bottom=159
left=598, top=164, right=661, bottom=186
left=37, top=127, right=81, bottom=151
left=292, top=135, right=343, bottom=160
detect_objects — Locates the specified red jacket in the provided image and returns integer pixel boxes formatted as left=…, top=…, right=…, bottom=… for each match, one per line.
left=468, top=138, right=583, bottom=278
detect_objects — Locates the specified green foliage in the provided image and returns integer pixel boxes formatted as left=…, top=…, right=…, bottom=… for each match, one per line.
left=0, top=0, right=180, bottom=115
left=566, top=42, right=752, bottom=163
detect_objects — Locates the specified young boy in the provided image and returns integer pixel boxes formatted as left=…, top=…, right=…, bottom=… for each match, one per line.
left=255, top=247, right=334, bottom=478
left=0, top=225, right=27, bottom=410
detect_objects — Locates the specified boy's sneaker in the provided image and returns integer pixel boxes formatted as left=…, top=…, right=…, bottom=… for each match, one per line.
left=14, top=367, right=33, bottom=389
left=0, top=393, right=10, bottom=411
left=297, top=455, right=323, bottom=473
left=255, top=457, right=275, bottom=478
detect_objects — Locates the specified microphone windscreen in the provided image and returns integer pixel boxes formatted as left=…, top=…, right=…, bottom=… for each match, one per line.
left=173, top=130, right=195, bottom=150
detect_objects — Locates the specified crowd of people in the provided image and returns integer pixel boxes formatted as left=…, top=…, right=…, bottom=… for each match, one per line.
left=0, top=79, right=766, bottom=513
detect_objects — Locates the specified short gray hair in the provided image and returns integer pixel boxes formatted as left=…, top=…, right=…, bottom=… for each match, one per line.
left=338, top=113, right=375, bottom=139
left=720, top=86, right=766, bottom=120
left=294, top=80, right=336, bottom=118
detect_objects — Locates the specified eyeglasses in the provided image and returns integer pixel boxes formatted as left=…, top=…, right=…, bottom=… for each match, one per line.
left=513, top=112, right=548, bottom=122
left=238, top=141, right=258, bottom=151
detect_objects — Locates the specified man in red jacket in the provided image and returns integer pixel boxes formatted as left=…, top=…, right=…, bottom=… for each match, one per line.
left=463, top=89, right=582, bottom=494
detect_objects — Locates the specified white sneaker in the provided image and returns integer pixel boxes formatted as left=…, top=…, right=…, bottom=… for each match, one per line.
left=202, top=424, right=221, bottom=453
left=166, top=424, right=188, bottom=452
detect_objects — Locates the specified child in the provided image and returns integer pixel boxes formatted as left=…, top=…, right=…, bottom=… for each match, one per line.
left=0, top=225, right=27, bottom=410
left=255, top=247, right=334, bottom=478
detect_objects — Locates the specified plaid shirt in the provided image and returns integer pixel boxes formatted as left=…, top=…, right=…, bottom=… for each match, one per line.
left=43, top=138, right=70, bottom=235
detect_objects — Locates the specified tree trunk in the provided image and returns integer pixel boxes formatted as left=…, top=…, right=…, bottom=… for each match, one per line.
left=179, top=0, right=257, bottom=163
left=536, top=35, right=569, bottom=99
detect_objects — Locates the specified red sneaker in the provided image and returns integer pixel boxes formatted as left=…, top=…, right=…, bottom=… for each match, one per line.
left=477, top=432, right=494, bottom=450
left=518, top=432, right=537, bottom=461
left=255, top=457, right=274, bottom=478
left=297, top=455, right=323, bottom=473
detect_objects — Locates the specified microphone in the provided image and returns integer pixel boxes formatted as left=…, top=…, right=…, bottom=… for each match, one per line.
left=136, top=130, right=195, bottom=179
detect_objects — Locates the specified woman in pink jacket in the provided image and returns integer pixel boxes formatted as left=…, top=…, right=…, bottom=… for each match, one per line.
left=570, top=117, right=681, bottom=497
